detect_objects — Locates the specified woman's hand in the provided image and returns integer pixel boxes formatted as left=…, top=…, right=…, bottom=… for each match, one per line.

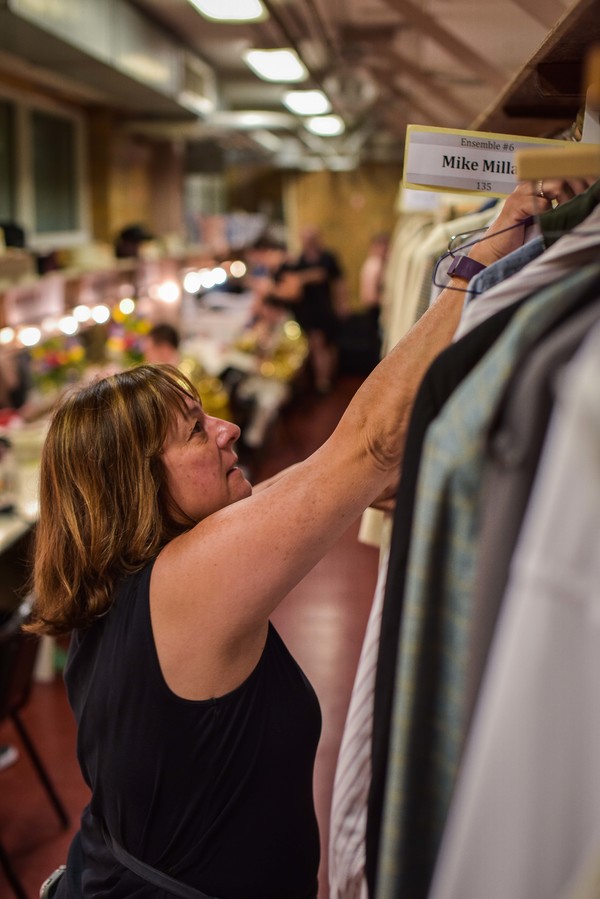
left=536, top=176, right=597, bottom=205
left=467, top=177, right=596, bottom=271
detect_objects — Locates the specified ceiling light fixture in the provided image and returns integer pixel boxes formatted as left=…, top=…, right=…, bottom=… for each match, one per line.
left=250, top=129, right=284, bottom=152
left=305, top=115, right=345, bottom=136
left=209, top=110, right=295, bottom=129
left=283, top=90, right=331, bottom=115
left=187, top=0, right=268, bottom=22
left=178, top=90, right=215, bottom=116
left=243, top=49, right=308, bottom=83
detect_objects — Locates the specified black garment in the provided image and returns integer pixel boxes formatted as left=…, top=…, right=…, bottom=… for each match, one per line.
left=278, top=250, right=342, bottom=341
left=63, top=563, right=322, bottom=899
left=365, top=298, right=526, bottom=897
left=54, top=832, right=84, bottom=898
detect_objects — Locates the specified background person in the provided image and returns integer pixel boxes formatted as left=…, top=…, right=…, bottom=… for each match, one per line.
left=274, top=225, right=349, bottom=394
left=143, top=322, right=231, bottom=421
left=359, top=231, right=390, bottom=326
left=231, top=297, right=308, bottom=450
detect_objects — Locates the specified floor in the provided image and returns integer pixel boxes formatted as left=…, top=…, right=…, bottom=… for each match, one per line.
left=0, top=374, right=380, bottom=899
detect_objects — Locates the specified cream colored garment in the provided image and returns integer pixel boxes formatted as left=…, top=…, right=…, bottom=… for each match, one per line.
left=381, top=215, right=434, bottom=352
left=361, top=208, right=495, bottom=549
left=358, top=507, right=387, bottom=548
left=360, top=212, right=432, bottom=549
left=410, top=207, right=497, bottom=311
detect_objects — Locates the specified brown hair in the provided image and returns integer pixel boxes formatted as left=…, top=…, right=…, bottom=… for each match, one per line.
left=27, top=364, right=199, bottom=636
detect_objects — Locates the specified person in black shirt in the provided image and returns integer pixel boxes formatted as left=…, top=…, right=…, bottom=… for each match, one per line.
left=274, top=226, right=348, bottom=393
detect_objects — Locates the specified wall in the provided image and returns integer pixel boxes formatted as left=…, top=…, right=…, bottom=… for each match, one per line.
left=86, top=108, right=114, bottom=242
left=225, top=165, right=286, bottom=222
left=87, top=109, right=185, bottom=248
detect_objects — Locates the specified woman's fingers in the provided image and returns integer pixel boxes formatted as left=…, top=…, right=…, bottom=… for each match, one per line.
left=535, top=177, right=594, bottom=205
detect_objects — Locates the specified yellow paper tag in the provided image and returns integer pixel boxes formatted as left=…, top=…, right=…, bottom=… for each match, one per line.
left=403, top=125, right=570, bottom=197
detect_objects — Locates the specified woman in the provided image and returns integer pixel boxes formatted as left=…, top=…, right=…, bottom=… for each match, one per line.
left=29, top=181, right=564, bottom=897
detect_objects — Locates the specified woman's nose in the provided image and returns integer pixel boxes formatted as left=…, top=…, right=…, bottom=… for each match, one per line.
left=213, top=416, right=241, bottom=447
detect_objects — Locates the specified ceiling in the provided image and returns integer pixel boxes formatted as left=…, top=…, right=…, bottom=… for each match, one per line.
left=127, top=0, right=575, bottom=169
left=0, top=0, right=588, bottom=171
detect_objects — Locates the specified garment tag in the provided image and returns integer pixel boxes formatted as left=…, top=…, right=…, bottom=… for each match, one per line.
left=403, top=125, right=570, bottom=197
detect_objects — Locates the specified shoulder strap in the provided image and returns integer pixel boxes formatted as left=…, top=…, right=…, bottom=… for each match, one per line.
left=102, top=823, right=218, bottom=899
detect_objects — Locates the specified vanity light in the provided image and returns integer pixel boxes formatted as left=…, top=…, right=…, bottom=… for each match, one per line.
left=157, top=281, right=180, bottom=304
left=305, top=115, right=345, bottom=136
left=119, top=298, right=136, bottom=315
left=58, top=316, right=78, bottom=336
left=230, top=260, right=247, bottom=278
left=283, top=90, right=331, bottom=115
left=183, top=271, right=203, bottom=294
left=18, top=326, right=42, bottom=347
left=243, top=49, right=308, bottom=83
left=92, top=305, right=111, bottom=324
left=198, top=268, right=215, bottom=289
left=187, top=0, right=268, bottom=22
left=73, top=305, right=92, bottom=323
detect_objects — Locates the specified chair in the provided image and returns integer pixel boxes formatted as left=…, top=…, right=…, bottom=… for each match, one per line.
left=0, top=598, right=70, bottom=898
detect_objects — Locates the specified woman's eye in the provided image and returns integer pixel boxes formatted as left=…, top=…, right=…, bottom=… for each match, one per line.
left=192, top=420, right=203, bottom=434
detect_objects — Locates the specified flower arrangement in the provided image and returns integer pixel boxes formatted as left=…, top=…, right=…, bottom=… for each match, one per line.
left=30, top=336, right=86, bottom=392
left=29, top=304, right=153, bottom=393
left=105, top=307, right=152, bottom=367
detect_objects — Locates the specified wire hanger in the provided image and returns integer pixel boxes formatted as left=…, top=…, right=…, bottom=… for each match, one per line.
left=431, top=215, right=536, bottom=292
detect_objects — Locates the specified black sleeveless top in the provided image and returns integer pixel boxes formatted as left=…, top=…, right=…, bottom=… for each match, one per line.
left=63, top=562, right=322, bottom=898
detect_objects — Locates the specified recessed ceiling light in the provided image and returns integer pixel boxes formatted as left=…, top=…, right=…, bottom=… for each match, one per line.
left=187, top=0, right=268, bottom=22
left=305, top=115, right=345, bottom=136
left=243, top=49, right=308, bottom=83
left=283, top=90, right=331, bottom=115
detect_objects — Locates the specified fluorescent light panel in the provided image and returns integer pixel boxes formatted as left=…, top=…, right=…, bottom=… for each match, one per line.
left=243, top=49, right=308, bottom=83
left=251, top=129, right=284, bottom=151
left=178, top=90, right=215, bottom=115
left=305, top=115, right=345, bottom=136
left=187, top=0, right=268, bottom=21
left=283, top=89, right=331, bottom=115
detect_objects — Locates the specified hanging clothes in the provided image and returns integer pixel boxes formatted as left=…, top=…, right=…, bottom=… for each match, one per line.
left=403, top=207, right=497, bottom=325
left=464, top=299, right=600, bottom=726
left=455, top=201, right=600, bottom=340
left=427, top=313, right=600, bottom=899
left=365, top=295, right=528, bottom=896
left=461, top=235, right=545, bottom=306
left=361, top=201, right=499, bottom=552
left=345, top=180, right=600, bottom=899
left=380, top=214, right=434, bottom=353
left=375, top=261, right=600, bottom=899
